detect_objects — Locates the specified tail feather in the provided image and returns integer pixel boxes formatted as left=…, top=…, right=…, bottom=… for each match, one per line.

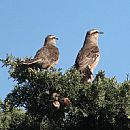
left=22, top=58, right=42, bottom=65
left=83, top=66, right=94, bottom=82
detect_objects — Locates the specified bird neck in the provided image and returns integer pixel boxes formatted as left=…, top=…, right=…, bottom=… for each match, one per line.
left=85, top=35, right=99, bottom=45
left=44, top=41, right=56, bottom=47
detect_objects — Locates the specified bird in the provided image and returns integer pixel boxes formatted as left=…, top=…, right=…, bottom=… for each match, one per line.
left=75, top=29, right=104, bottom=82
left=23, top=35, right=59, bottom=69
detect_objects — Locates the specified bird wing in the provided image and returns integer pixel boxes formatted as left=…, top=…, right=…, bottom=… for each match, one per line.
left=44, top=45, right=59, bottom=68
left=75, top=45, right=100, bottom=71
left=23, top=47, right=48, bottom=66
left=23, top=44, right=59, bottom=69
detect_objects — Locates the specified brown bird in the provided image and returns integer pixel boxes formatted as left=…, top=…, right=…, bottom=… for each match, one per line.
left=23, top=35, right=59, bottom=69
left=75, top=29, right=104, bottom=82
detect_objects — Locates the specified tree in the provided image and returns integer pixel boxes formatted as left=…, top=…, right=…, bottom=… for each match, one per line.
left=0, top=54, right=130, bottom=130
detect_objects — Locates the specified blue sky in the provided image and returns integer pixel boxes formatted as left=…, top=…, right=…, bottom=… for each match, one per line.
left=0, top=0, right=130, bottom=100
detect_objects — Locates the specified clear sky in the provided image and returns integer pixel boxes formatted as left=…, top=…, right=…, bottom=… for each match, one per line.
left=0, top=0, right=130, bottom=100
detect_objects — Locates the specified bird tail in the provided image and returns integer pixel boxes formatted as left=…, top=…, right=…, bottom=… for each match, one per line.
left=22, top=58, right=41, bottom=65
left=83, top=66, right=94, bottom=82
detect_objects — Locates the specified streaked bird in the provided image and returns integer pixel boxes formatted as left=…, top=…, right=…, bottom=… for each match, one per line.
left=75, top=29, right=104, bottom=82
left=23, top=35, right=59, bottom=69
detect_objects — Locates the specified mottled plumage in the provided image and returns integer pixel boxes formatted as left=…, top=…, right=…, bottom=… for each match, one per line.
left=75, top=29, right=103, bottom=82
left=23, top=35, right=59, bottom=69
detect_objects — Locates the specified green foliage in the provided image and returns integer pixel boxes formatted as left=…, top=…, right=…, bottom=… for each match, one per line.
left=0, top=55, right=130, bottom=130
left=0, top=100, right=25, bottom=130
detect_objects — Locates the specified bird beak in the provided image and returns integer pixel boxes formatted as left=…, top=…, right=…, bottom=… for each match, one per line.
left=55, top=37, right=58, bottom=40
left=99, top=31, right=104, bottom=34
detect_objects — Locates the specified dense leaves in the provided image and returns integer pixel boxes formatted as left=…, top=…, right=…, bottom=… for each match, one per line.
left=0, top=55, right=130, bottom=130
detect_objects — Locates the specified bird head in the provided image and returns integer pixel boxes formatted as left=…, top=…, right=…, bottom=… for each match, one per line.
left=44, top=35, right=58, bottom=46
left=86, top=29, right=104, bottom=39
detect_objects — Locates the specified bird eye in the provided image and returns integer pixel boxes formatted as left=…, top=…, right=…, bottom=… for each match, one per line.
left=52, top=37, right=58, bottom=40
left=95, top=31, right=98, bottom=34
